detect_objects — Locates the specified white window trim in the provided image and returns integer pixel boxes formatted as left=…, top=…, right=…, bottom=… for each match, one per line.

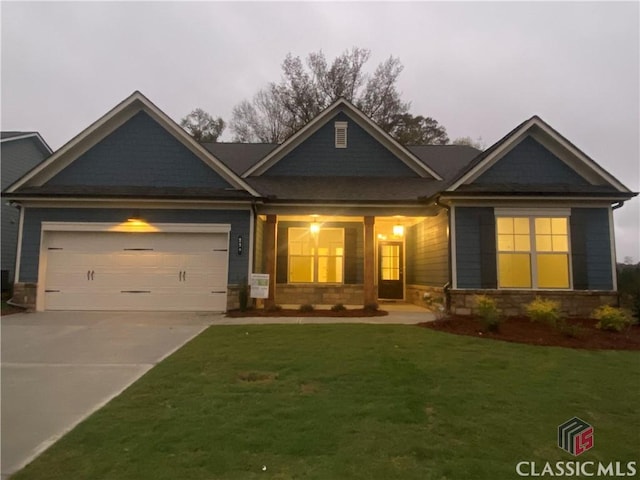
left=288, top=227, right=345, bottom=284
left=335, top=121, right=348, bottom=149
left=494, top=212, right=573, bottom=291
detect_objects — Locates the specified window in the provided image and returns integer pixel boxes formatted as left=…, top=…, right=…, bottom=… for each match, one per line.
left=289, top=228, right=344, bottom=283
left=335, top=121, right=347, bottom=148
left=496, top=216, right=570, bottom=289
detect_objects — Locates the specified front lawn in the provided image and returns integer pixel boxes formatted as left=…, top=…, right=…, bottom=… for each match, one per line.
left=14, top=325, right=639, bottom=480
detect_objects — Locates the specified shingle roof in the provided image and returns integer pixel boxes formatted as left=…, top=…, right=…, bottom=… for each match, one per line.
left=201, top=142, right=482, bottom=201
left=7, top=185, right=254, bottom=200
left=245, top=176, right=443, bottom=202
left=203, top=143, right=278, bottom=176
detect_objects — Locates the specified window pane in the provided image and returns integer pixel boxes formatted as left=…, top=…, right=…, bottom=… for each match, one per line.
left=536, top=235, right=553, bottom=252
left=535, top=217, right=551, bottom=234
left=552, top=236, right=568, bottom=252
left=498, top=253, right=532, bottom=288
left=537, top=254, right=569, bottom=288
left=498, top=234, right=514, bottom=251
left=514, top=234, right=531, bottom=251
left=318, top=257, right=342, bottom=283
left=497, top=217, right=513, bottom=234
left=514, top=218, right=530, bottom=234
left=290, top=256, right=313, bottom=283
left=551, top=218, right=567, bottom=235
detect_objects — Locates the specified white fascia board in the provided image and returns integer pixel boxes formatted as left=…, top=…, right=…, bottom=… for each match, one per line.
left=447, top=117, right=631, bottom=193
left=440, top=194, right=631, bottom=203
left=242, top=98, right=442, bottom=180
left=447, top=118, right=537, bottom=191
left=531, top=120, right=631, bottom=193
left=1, top=133, right=53, bottom=154
left=6, top=91, right=260, bottom=197
left=6, top=92, right=143, bottom=193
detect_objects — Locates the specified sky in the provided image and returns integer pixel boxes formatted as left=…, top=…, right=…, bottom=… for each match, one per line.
left=1, top=1, right=639, bottom=261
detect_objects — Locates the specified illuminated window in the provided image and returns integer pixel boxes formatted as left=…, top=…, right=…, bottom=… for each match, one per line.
left=289, top=228, right=344, bottom=283
left=496, top=216, right=570, bottom=289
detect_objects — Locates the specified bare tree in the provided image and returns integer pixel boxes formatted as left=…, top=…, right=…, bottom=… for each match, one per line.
left=230, top=85, right=292, bottom=143
left=180, top=108, right=225, bottom=142
left=452, top=136, right=486, bottom=150
left=388, top=114, right=449, bottom=145
left=230, top=48, right=444, bottom=144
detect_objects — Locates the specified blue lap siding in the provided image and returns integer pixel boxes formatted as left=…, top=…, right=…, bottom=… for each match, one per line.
left=455, top=206, right=614, bottom=290
left=406, top=210, right=449, bottom=287
left=18, top=208, right=251, bottom=284
left=475, top=136, right=590, bottom=185
left=264, top=112, right=418, bottom=177
left=47, top=111, right=233, bottom=188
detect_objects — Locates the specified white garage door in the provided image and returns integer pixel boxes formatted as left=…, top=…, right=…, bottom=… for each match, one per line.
left=42, top=231, right=229, bottom=311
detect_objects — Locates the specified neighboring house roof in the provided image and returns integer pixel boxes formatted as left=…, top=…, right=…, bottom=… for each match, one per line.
left=445, top=115, right=633, bottom=194
left=5, top=91, right=260, bottom=197
left=1, top=131, right=53, bottom=154
left=241, top=98, right=444, bottom=180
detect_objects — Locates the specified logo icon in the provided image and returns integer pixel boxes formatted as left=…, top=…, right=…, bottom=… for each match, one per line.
left=558, top=417, right=594, bottom=456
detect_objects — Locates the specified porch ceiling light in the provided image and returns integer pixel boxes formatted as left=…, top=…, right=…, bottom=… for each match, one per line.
left=310, top=221, right=320, bottom=234
left=393, top=225, right=404, bottom=237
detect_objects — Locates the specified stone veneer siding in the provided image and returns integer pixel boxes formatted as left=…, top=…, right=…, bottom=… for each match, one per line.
left=406, top=285, right=446, bottom=309
left=275, top=284, right=364, bottom=306
left=449, top=289, right=618, bottom=318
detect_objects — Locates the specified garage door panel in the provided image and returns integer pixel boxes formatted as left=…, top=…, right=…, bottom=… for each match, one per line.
left=43, top=230, right=229, bottom=311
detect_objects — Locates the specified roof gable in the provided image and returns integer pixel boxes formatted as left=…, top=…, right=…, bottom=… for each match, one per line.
left=474, top=136, right=590, bottom=186
left=6, top=92, right=259, bottom=196
left=46, top=111, right=234, bottom=189
left=263, top=112, right=419, bottom=177
left=243, top=98, right=442, bottom=180
left=447, top=116, right=631, bottom=193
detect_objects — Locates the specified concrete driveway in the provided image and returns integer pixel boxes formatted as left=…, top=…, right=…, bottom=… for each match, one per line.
left=1, top=311, right=217, bottom=479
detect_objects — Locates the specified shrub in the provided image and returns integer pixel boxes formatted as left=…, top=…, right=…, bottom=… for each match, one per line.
left=331, top=303, right=347, bottom=312
left=525, top=297, right=561, bottom=327
left=299, top=304, right=315, bottom=312
left=592, top=305, right=634, bottom=332
left=266, top=304, right=282, bottom=312
left=475, top=295, right=501, bottom=332
left=364, top=303, right=379, bottom=312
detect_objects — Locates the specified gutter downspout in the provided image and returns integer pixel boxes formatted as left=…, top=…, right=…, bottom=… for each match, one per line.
left=435, top=195, right=452, bottom=313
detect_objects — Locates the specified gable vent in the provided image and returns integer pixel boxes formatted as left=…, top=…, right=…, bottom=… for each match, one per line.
left=335, top=121, right=348, bottom=148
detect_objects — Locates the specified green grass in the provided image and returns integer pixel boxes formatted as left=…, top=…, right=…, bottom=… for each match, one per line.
left=14, top=325, right=639, bottom=480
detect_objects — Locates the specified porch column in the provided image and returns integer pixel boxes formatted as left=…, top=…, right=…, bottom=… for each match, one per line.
left=264, top=214, right=277, bottom=309
left=363, top=215, right=376, bottom=306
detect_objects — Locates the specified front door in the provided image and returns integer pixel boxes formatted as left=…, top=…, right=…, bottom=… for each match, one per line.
left=378, top=242, right=403, bottom=299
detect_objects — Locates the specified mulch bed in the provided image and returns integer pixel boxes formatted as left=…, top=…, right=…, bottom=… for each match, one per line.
left=226, top=308, right=388, bottom=318
left=419, top=315, right=640, bottom=351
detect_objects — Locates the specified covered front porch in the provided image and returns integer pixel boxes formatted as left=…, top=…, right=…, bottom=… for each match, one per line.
left=253, top=206, right=450, bottom=309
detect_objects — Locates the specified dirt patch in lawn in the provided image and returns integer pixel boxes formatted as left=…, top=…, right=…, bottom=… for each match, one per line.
left=226, top=308, right=388, bottom=318
left=419, top=315, right=640, bottom=351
